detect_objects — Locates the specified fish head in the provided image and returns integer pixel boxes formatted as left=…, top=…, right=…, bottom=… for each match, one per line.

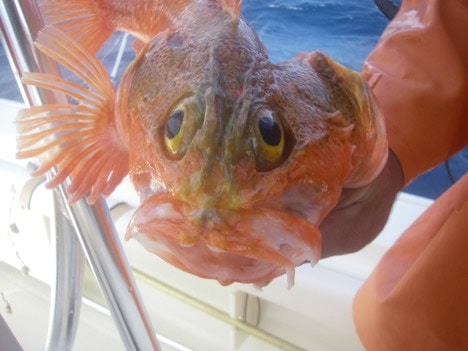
left=17, top=1, right=386, bottom=287
left=118, top=3, right=385, bottom=287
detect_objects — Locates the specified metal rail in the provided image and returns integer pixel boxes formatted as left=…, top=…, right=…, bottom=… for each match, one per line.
left=373, top=0, right=399, bottom=20
left=0, top=1, right=160, bottom=350
left=46, top=189, right=85, bottom=350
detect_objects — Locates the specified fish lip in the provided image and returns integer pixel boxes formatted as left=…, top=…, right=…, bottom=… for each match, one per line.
left=126, top=192, right=321, bottom=287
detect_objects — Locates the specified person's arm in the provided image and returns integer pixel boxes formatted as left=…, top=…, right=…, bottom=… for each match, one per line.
left=332, top=1, right=468, bottom=349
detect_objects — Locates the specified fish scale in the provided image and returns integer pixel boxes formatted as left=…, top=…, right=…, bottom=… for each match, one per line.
left=17, top=0, right=387, bottom=287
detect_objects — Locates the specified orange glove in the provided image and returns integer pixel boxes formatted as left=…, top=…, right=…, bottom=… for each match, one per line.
left=353, top=0, right=468, bottom=349
left=363, top=0, right=468, bottom=185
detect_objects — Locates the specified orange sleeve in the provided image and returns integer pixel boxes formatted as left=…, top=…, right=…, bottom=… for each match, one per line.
left=363, top=0, right=468, bottom=184
left=353, top=175, right=468, bottom=350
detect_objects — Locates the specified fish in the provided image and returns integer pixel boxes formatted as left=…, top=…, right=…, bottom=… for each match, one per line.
left=17, top=0, right=388, bottom=288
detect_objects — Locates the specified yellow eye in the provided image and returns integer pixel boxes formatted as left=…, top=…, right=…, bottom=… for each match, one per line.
left=255, top=111, right=289, bottom=171
left=164, top=108, right=185, bottom=155
left=163, top=95, right=204, bottom=159
left=258, top=114, right=284, bottom=161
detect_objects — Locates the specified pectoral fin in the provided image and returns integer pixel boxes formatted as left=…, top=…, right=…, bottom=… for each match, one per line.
left=17, top=26, right=129, bottom=203
left=39, top=0, right=114, bottom=54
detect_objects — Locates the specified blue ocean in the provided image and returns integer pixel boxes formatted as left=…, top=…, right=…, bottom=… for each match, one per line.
left=0, top=0, right=465, bottom=198
left=242, top=0, right=389, bottom=69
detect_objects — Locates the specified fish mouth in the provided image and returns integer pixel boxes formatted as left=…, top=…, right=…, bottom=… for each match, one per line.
left=125, top=193, right=321, bottom=288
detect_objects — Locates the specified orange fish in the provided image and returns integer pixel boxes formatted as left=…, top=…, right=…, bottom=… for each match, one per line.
left=17, top=0, right=387, bottom=287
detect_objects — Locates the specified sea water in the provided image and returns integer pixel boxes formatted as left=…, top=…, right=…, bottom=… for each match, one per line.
left=1, top=0, right=391, bottom=99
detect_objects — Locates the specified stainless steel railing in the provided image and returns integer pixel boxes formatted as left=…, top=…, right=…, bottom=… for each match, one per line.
left=0, top=1, right=160, bottom=349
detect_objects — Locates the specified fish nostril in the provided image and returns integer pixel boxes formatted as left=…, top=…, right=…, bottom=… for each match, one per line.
left=166, top=31, right=184, bottom=48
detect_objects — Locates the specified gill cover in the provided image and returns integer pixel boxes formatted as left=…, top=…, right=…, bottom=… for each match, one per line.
left=302, top=51, right=388, bottom=188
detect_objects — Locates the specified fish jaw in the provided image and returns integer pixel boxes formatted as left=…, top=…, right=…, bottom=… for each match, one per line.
left=125, top=193, right=321, bottom=288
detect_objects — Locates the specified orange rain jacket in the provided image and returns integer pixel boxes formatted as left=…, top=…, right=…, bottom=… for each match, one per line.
left=354, top=0, right=468, bottom=350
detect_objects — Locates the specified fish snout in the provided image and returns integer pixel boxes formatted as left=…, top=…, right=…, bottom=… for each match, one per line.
left=126, top=193, right=321, bottom=287
left=170, top=148, right=245, bottom=210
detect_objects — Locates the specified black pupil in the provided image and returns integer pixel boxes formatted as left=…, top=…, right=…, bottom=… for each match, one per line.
left=258, top=116, right=282, bottom=146
left=166, top=109, right=184, bottom=139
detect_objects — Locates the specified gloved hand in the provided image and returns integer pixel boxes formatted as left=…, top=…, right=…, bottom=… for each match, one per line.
left=319, top=149, right=403, bottom=258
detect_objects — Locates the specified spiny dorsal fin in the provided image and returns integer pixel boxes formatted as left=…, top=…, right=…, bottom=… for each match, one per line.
left=216, top=0, right=242, bottom=21
left=39, top=0, right=194, bottom=54
left=17, top=26, right=129, bottom=203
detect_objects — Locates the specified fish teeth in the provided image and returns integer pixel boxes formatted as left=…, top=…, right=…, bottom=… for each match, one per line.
left=285, top=266, right=296, bottom=290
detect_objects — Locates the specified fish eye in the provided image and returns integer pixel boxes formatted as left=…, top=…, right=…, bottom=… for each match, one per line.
left=163, top=95, right=204, bottom=159
left=254, top=110, right=288, bottom=171
left=258, top=115, right=282, bottom=147
left=164, top=108, right=185, bottom=154
left=166, top=109, right=184, bottom=140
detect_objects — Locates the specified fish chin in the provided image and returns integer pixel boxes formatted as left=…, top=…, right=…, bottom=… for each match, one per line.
left=125, top=193, right=321, bottom=288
